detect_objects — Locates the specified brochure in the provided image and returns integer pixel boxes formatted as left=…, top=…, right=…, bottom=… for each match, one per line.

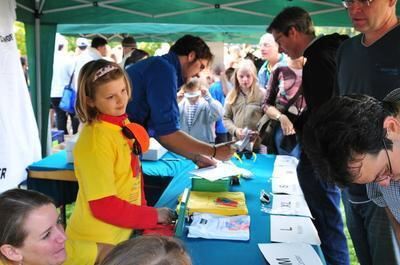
left=188, top=213, right=250, bottom=241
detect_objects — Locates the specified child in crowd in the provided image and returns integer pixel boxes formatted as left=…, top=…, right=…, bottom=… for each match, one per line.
left=209, top=64, right=232, bottom=144
left=65, top=59, right=175, bottom=264
left=100, top=235, right=192, bottom=265
left=178, top=78, right=223, bottom=144
left=223, top=59, right=265, bottom=152
left=0, top=189, right=67, bottom=265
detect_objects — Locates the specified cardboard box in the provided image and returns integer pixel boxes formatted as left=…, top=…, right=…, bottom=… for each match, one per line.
left=142, top=138, right=167, bottom=161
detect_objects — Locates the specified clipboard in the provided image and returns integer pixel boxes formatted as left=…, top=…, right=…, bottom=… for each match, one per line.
left=175, top=188, right=190, bottom=237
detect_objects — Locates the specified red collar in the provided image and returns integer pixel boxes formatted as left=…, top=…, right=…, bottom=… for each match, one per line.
left=98, top=114, right=128, bottom=127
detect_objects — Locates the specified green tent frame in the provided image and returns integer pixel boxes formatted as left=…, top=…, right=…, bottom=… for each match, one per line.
left=15, top=0, right=400, bottom=155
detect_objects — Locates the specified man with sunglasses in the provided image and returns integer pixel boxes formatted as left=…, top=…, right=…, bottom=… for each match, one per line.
left=302, top=91, right=400, bottom=247
left=336, top=0, right=400, bottom=264
left=126, top=35, right=235, bottom=167
left=267, top=7, right=350, bottom=265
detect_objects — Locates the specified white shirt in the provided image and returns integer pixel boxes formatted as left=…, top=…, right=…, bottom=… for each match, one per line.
left=50, top=50, right=74, bottom=98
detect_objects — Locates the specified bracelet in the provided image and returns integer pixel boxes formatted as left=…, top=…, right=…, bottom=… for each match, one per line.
left=212, top=145, right=217, bottom=158
left=275, top=113, right=282, bottom=121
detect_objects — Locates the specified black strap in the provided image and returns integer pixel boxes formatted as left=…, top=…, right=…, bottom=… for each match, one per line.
left=282, top=85, right=303, bottom=113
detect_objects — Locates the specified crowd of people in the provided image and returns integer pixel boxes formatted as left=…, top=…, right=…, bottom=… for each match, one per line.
left=2, top=1, right=400, bottom=265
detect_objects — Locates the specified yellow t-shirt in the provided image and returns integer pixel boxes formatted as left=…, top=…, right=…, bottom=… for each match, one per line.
left=66, top=120, right=141, bottom=245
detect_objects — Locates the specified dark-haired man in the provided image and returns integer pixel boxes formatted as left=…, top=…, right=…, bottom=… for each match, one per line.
left=126, top=35, right=235, bottom=166
left=302, top=92, right=400, bottom=244
left=267, top=7, right=349, bottom=265
left=74, top=36, right=108, bottom=89
left=335, top=0, right=400, bottom=264
left=120, top=36, right=137, bottom=67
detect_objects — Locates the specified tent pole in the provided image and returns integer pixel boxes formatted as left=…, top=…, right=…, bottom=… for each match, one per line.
left=35, top=1, right=42, bottom=139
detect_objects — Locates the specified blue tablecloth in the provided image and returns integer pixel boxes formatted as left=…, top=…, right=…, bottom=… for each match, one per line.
left=156, top=154, right=326, bottom=265
left=27, top=150, right=195, bottom=207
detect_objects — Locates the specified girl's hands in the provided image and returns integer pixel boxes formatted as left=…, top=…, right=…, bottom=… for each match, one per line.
left=156, top=208, right=176, bottom=224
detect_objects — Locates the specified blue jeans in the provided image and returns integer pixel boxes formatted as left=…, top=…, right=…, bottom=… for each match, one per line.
left=342, top=189, right=400, bottom=265
left=274, top=126, right=301, bottom=159
left=297, top=155, right=350, bottom=265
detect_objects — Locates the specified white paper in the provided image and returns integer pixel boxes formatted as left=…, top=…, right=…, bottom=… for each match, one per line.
left=272, top=178, right=303, bottom=195
left=274, top=155, right=299, bottom=167
left=233, top=128, right=252, bottom=152
left=272, top=165, right=298, bottom=180
left=270, top=215, right=321, bottom=245
left=189, top=161, right=247, bottom=181
left=270, top=195, right=313, bottom=218
left=188, top=213, right=250, bottom=241
left=258, top=243, right=323, bottom=265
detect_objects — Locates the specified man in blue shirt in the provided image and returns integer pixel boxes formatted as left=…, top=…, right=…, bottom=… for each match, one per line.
left=126, top=35, right=235, bottom=166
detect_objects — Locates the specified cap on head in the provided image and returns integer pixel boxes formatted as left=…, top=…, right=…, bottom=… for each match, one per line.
left=76, top=37, right=89, bottom=48
left=122, top=37, right=137, bottom=48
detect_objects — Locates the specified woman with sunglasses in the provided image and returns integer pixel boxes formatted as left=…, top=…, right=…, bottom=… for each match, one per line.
left=64, top=60, right=175, bottom=265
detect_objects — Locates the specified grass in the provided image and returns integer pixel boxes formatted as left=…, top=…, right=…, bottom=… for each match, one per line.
left=341, top=201, right=360, bottom=265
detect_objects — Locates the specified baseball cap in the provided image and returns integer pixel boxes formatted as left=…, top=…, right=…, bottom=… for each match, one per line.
left=76, top=37, right=89, bottom=48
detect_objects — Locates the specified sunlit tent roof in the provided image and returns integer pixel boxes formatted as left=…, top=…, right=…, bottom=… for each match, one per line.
left=15, top=0, right=400, bottom=154
left=16, top=0, right=356, bottom=43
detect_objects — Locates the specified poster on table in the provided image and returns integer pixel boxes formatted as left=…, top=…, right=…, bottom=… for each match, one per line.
left=0, top=0, right=41, bottom=192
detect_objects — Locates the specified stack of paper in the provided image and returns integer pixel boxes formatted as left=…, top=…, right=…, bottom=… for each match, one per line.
left=270, top=215, right=321, bottom=245
left=189, top=161, right=252, bottom=181
left=258, top=243, right=323, bottom=265
left=269, top=194, right=313, bottom=218
left=271, top=178, right=303, bottom=195
left=188, top=213, right=250, bottom=241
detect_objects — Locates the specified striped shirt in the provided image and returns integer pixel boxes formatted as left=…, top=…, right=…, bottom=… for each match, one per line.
left=187, top=102, right=199, bottom=128
left=367, top=181, right=400, bottom=222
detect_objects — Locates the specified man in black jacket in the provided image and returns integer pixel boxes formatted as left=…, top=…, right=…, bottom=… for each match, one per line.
left=267, top=7, right=350, bottom=265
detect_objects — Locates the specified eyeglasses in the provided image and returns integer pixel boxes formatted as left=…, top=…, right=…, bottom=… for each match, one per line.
left=374, top=139, right=393, bottom=183
left=342, top=0, right=374, bottom=8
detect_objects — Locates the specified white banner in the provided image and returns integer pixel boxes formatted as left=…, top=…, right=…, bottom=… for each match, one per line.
left=0, top=0, right=41, bottom=192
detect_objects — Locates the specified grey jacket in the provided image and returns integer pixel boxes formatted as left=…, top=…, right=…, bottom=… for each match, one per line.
left=179, top=97, right=223, bottom=143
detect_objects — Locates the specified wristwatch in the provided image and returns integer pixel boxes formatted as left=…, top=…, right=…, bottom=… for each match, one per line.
left=275, top=113, right=282, bottom=121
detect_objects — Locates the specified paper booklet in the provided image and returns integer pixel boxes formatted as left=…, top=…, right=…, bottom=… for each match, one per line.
left=189, top=161, right=252, bottom=181
left=188, top=213, right=250, bottom=241
left=270, top=215, right=321, bottom=245
left=271, top=178, right=303, bottom=195
left=178, top=191, right=248, bottom=216
left=258, top=243, right=323, bottom=265
left=269, top=194, right=313, bottom=218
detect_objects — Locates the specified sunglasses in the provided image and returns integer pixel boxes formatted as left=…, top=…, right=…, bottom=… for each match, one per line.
left=122, top=126, right=142, bottom=155
left=342, top=0, right=374, bottom=8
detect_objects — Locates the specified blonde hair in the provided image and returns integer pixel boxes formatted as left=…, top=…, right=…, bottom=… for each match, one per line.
left=182, top=78, right=201, bottom=92
left=75, top=59, right=131, bottom=124
left=100, top=235, right=192, bottom=265
left=226, top=59, right=262, bottom=105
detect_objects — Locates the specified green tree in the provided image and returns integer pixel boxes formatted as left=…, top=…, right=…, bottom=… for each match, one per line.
left=14, top=21, right=26, bottom=56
